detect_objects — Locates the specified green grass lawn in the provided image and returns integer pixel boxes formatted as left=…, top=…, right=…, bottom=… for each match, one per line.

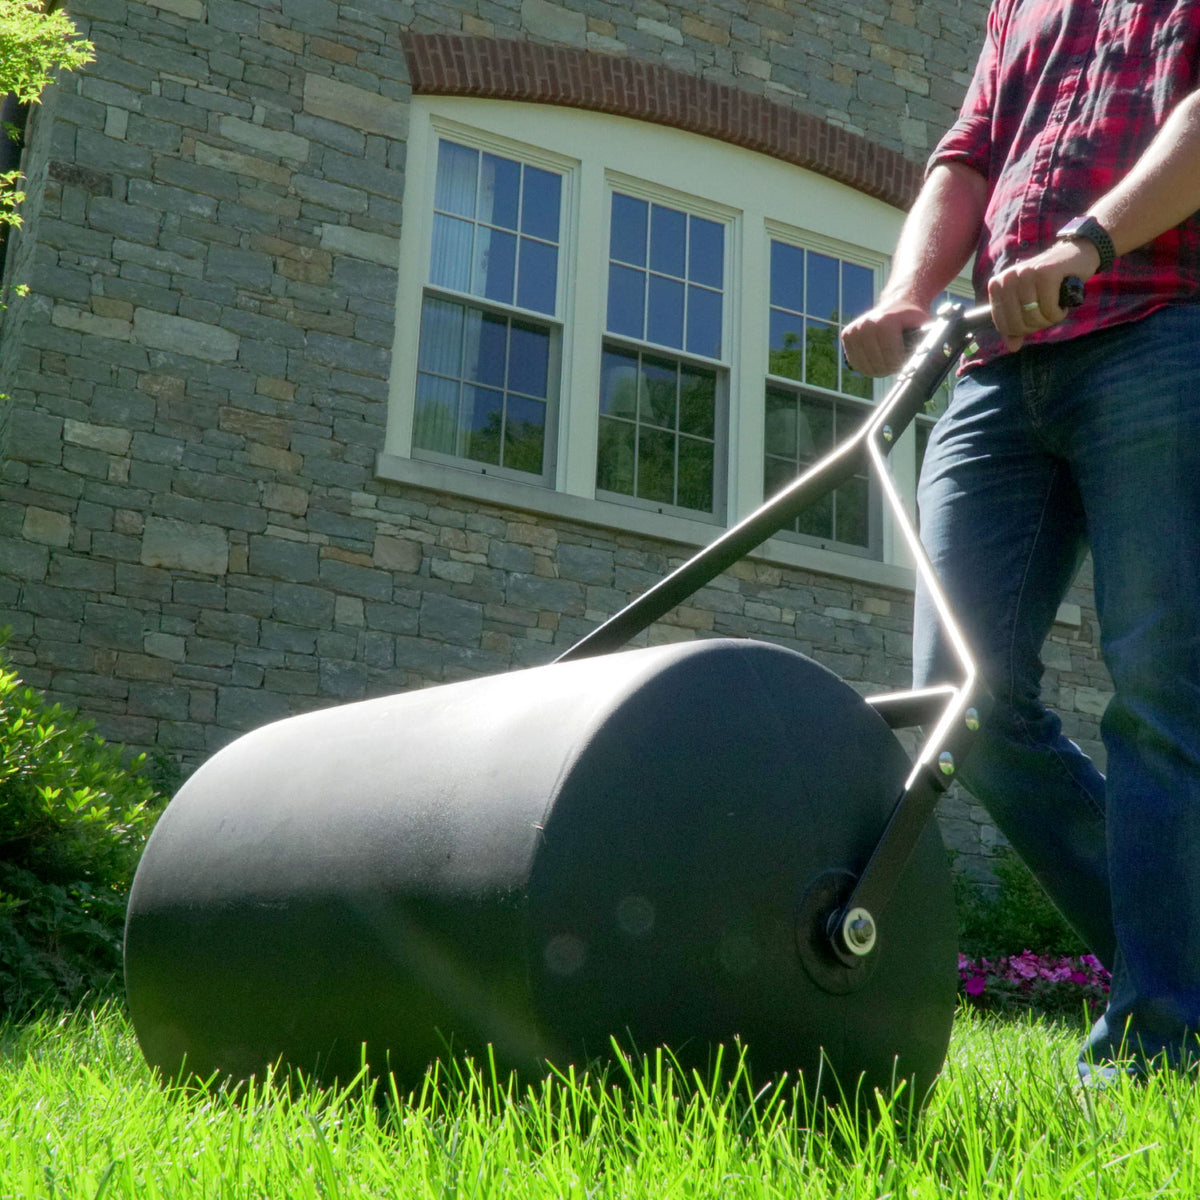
left=2, top=1003, right=1198, bottom=1198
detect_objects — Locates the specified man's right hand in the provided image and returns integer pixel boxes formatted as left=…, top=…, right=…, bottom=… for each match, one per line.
left=840, top=298, right=931, bottom=378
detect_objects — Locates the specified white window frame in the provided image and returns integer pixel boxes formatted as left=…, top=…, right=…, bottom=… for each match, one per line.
left=381, top=96, right=957, bottom=591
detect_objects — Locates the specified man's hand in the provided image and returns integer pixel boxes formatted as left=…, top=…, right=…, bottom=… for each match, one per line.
left=987, top=238, right=1100, bottom=353
left=841, top=298, right=932, bottom=378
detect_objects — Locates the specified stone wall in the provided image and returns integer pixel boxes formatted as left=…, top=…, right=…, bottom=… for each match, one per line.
left=0, top=0, right=1111, bottom=883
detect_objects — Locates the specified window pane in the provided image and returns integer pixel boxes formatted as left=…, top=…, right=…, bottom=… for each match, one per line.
left=464, top=384, right=504, bottom=465
left=600, top=348, right=640, bottom=418
left=798, top=396, right=834, bottom=458
left=649, top=205, right=686, bottom=277
left=508, top=321, right=550, bottom=398
left=770, top=242, right=804, bottom=312
left=768, top=309, right=803, bottom=380
left=836, top=475, right=870, bottom=547
left=805, top=319, right=838, bottom=390
left=796, top=491, right=834, bottom=540
left=611, top=194, right=648, bottom=266
left=638, top=427, right=675, bottom=504
left=688, top=217, right=724, bottom=288
left=686, top=285, right=722, bottom=358
left=842, top=367, right=873, bottom=400
left=841, top=261, right=874, bottom=322
left=516, top=238, right=558, bottom=315
left=505, top=396, right=546, bottom=475
left=434, top=141, right=477, bottom=217
left=597, top=415, right=635, bottom=494
left=474, top=226, right=517, bottom=304
left=647, top=274, right=684, bottom=348
left=522, top=166, right=561, bottom=241
left=678, top=436, right=713, bottom=512
left=679, top=365, right=715, bottom=439
left=607, top=264, right=645, bottom=339
left=639, top=356, right=677, bottom=428
left=461, top=308, right=507, bottom=388
left=414, top=373, right=460, bottom=455
left=479, top=153, right=520, bottom=230
left=416, top=294, right=554, bottom=479
left=764, top=454, right=796, bottom=499
left=418, top=297, right=464, bottom=376
left=764, top=390, right=796, bottom=458
left=807, top=252, right=839, bottom=321
left=430, top=214, right=473, bottom=293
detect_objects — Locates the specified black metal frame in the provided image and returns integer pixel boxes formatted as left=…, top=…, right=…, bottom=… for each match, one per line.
left=558, top=282, right=1082, bottom=963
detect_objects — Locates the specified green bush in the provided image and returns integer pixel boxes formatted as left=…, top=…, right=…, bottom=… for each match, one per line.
left=955, top=847, right=1087, bottom=959
left=0, top=648, right=165, bottom=1017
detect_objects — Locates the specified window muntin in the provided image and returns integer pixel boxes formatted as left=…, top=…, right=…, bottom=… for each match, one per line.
left=414, top=138, right=564, bottom=481
left=764, top=241, right=877, bottom=552
left=606, top=194, right=725, bottom=359
left=430, top=140, right=562, bottom=314
left=597, top=192, right=727, bottom=519
left=597, top=348, right=717, bottom=513
left=415, top=299, right=553, bottom=476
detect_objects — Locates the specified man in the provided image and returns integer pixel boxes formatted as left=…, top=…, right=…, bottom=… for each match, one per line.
left=842, top=0, right=1200, bottom=1080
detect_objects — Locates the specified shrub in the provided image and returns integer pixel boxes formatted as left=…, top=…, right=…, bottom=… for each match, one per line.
left=954, top=847, right=1108, bottom=1017
left=955, top=846, right=1087, bottom=960
left=0, top=648, right=165, bottom=1017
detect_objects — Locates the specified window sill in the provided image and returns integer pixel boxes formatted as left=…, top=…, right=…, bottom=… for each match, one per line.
left=375, top=452, right=918, bottom=593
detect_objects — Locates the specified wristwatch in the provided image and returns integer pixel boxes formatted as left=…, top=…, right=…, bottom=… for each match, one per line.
left=1055, top=215, right=1115, bottom=274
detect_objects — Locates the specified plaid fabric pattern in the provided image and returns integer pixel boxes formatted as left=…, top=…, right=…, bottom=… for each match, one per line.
left=931, top=0, right=1200, bottom=363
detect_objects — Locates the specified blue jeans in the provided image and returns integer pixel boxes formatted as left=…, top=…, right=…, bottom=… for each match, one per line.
left=915, top=305, right=1200, bottom=1069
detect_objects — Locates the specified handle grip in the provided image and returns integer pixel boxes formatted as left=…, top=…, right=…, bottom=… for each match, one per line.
left=902, top=275, right=1085, bottom=352
left=958, top=273, right=1085, bottom=335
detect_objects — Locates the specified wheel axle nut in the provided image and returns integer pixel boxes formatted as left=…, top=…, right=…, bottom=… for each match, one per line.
left=842, top=907, right=877, bottom=956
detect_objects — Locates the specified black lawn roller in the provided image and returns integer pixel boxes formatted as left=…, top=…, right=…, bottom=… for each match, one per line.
left=124, top=282, right=1083, bottom=1100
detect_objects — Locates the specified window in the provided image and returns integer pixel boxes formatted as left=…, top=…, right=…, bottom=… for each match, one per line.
left=763, top=241, right=877, bottom=553
left=412, top=140, right=564, bottom=482
left=384, top=100, right=952, bottom=588
left=597, top=194, right=726, bottom=518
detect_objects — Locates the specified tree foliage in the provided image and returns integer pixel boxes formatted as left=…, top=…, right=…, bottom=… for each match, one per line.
left=0, top=0, right=94, bottom=230
left=0, top=0, right=92, bottom=104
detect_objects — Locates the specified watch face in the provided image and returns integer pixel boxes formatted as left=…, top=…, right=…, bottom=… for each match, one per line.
left=1055, top=216, right=1114, bottom=271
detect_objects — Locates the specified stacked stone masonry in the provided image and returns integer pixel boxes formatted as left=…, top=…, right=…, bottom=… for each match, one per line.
left=0, top=0, right=1111, bottom=883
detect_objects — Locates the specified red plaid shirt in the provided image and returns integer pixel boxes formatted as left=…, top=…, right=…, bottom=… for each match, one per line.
left=931, top=0, right=1200, bottom=363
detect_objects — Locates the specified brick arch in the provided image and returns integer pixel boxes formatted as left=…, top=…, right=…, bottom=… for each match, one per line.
left=400, top=33, right=922, bottom=211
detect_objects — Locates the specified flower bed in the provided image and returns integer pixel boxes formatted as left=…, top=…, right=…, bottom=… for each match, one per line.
left=958, top=950, right=1111, bottom=1019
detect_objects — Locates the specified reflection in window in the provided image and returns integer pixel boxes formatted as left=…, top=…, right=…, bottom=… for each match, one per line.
left=597, top=347, right=716, bottom=513
left=767, top=242, right=873, bottom=398
left=417, top=139, right=563, bottom=479
left=599, top=194, right=726, bottom=517
left=764, top=388, right=871, bottom=548
left=765, top=241, right=876, bottom=550
left=430, top=140, right=562, bottom=315
left=606, top=194, right=725, bottom=359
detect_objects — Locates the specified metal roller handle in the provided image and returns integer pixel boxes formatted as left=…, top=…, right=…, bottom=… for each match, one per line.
left=558, top=274, right=1084, bottom=967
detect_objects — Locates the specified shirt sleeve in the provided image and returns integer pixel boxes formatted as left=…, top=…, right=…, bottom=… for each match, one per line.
left=927, top=0, right=1005, bottom=179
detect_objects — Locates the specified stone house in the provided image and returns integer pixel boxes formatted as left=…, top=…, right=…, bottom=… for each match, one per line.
left=0, top=0, right=1112, bottom=881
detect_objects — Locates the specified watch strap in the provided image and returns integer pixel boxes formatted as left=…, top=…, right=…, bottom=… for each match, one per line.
left=1056, top=215, right=1115, bottom=274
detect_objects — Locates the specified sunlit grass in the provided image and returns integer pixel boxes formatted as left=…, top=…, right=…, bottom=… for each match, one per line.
left=2, top=1003, right=1199, bottom=1197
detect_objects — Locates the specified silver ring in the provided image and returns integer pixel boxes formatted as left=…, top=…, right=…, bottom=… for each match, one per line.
left=1021, top=300, right=1040, bottom=312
